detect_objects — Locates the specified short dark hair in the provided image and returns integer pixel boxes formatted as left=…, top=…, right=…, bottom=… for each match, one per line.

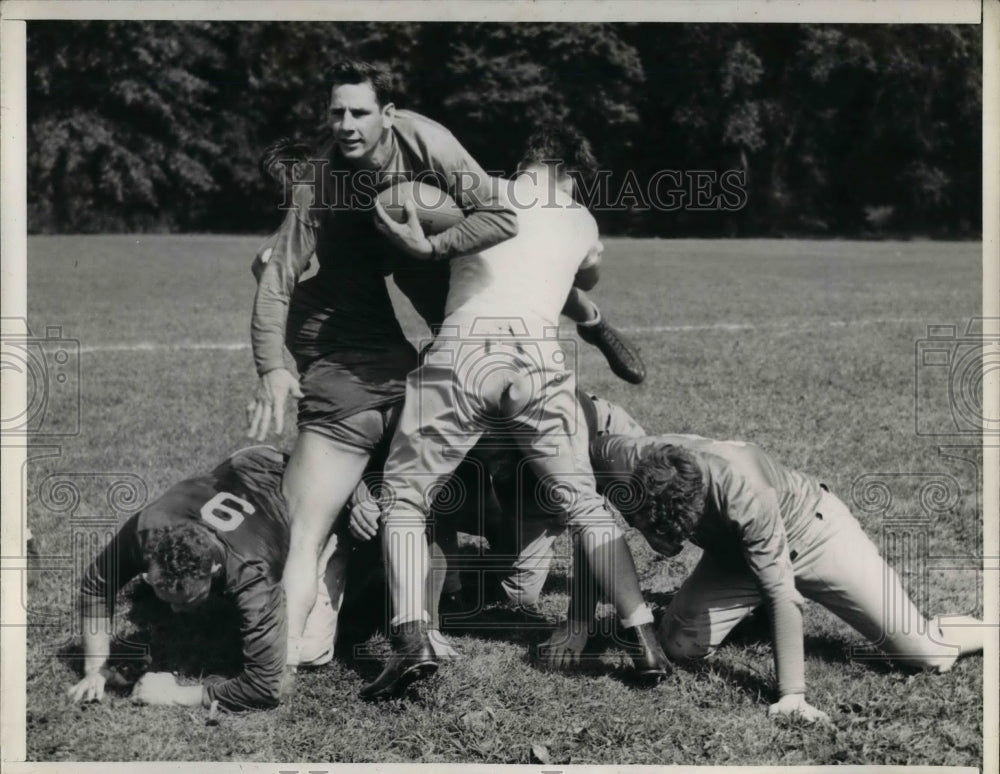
left=520, top=123, right=599, bottom=183
left=258, top=136, right=311, bottom=183
left=628, top=443, right=705, bottom=549
left=144, top=523, right=216, bottom=595
left=324, top=59, right=395, bottom=106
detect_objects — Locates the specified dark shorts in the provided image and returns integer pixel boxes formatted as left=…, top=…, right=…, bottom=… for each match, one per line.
left=299, top=400, right=403, bottom=454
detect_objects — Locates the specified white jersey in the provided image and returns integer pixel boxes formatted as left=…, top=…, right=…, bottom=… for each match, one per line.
left=444, top=176, right=600, bottom=328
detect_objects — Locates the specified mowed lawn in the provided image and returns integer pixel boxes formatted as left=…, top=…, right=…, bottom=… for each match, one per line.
left=21, top=235, right=984, bottom=764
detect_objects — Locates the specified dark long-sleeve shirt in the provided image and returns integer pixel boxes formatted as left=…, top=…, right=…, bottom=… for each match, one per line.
left=78, top=447, right=292, bottom=711
left=251, top=109, right=518, bottom=377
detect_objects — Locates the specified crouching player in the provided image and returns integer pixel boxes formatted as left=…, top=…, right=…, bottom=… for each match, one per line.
left=542, top=433, right=984, bottom=722
left=67, top=446, right=342, bottom=710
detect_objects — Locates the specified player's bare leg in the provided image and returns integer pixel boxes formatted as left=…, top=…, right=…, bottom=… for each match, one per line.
left=281, top=430, right=371, bottom=666
left=427, top=528, right=461, bottom=659
left=561, top=288, right=646, bottom=384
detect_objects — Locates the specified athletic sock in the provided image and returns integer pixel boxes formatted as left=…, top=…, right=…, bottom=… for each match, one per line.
left=620, top=604, right=654, bottom=629
left=934, top=614, right=984, bottom=657
left=390, top=612, right=430, bottom=627
left=578, top=307, right=602, bottom=327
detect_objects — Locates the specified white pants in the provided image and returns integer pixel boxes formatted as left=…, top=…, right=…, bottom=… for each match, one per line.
left=659, top=489, right=960, bottom=671
left=298, top=529, right=351, bottom=666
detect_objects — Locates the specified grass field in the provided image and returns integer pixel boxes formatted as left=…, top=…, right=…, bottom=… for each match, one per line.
left=20, top=234, right=985, bottom=764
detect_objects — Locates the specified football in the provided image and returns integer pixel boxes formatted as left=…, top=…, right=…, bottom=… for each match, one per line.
left=376, top=180, right=466, bottom=235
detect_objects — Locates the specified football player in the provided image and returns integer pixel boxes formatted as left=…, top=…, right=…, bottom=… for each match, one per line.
left=541, top=433, right=985, bottom=722
left=256, top=135, right=646, bottom=385
left=361, top=129, right=669, bottom=699
left=248, top=62, right=644, bottom=673
left=66, top=446, right=343, bottom=711
left=247, top=60, right=519, bottom=670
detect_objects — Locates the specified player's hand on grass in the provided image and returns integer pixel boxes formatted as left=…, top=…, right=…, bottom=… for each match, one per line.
left=348, top=498, right=381, bottom=541
left=131, top=672, right=182, bottom=705
left=67, top=672, right=106, bottom=703
left=768, top=693, right=830, bottom=724
left=537, top=621, right=591, bottom=669
left=373, top=199, right=433, bottom=260
left=247, top=368, right=303, bottom=440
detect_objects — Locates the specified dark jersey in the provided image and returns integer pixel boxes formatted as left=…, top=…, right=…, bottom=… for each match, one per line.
left=78, top=446, right=290, bottom=711
left=252, top=110, right=518, bottom=427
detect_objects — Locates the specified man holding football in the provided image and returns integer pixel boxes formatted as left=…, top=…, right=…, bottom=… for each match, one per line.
left=361, top=129, right=669, bottom=699
left=248, top=61, right=646, bottom=672
left=540, top=432, right=985, bottom=722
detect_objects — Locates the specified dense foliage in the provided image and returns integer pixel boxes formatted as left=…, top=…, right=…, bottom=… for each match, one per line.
left=27, top=21, right=981, bottom=237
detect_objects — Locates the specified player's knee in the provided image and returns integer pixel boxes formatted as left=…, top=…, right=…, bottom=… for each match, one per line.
left=571, top=519, right=622, bottom=549
left=658, top=617, right=713, bottom=661
left=500, top=572, right=546, bottom=607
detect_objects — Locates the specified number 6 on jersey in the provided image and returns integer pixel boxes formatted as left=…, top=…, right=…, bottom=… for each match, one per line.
left=200, top=491, right=255, bottom=532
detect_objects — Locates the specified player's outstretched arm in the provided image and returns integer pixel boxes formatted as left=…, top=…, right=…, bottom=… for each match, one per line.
left=69, top=516, right=146, bottom=702
left=248, top=193, right=317, bottom=439
left=538, top=537, right=599, bottom=669
left=733, top=484, right=827, bottom=722
left=66, top=618, right=112, bottom=703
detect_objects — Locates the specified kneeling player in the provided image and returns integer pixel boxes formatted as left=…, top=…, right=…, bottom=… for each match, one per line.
left=542, top=433, right=984, bottom=722
left=67, top=446, right=343, bottom=711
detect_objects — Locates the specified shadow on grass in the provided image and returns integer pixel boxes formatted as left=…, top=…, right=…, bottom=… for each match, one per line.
left=57, top=582, right=245, bottom=690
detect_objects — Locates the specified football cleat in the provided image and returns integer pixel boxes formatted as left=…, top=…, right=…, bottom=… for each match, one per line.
left=360, top=620, right=438, bottom=700
left=577, top=317, right=646, bottom=384
left=624, top=622, right=670, bottom=684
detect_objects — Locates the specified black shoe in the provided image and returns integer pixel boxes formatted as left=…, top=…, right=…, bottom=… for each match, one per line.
left=624, top=622, right=669, bottom=684
left=360, top=621, right=438, bottom=700
left=577, top=318, right=646, bottom=385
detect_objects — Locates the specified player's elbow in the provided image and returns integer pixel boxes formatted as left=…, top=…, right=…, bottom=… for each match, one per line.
left=494, top=207, right=519, bottom=238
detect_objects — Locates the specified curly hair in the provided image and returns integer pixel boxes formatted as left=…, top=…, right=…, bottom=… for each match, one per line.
left=628, top=443, right=705, bottom=551
left=324, top=59, right=396, bottom=106
left=519, top=123, right=599, bottom=189
left=258, top=136, right=312, bottom=185
left=144, top=523, right=216, bottom=595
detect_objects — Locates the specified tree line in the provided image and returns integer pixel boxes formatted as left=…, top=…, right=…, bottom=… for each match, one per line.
left=27, top=21, right=982, bottom=237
